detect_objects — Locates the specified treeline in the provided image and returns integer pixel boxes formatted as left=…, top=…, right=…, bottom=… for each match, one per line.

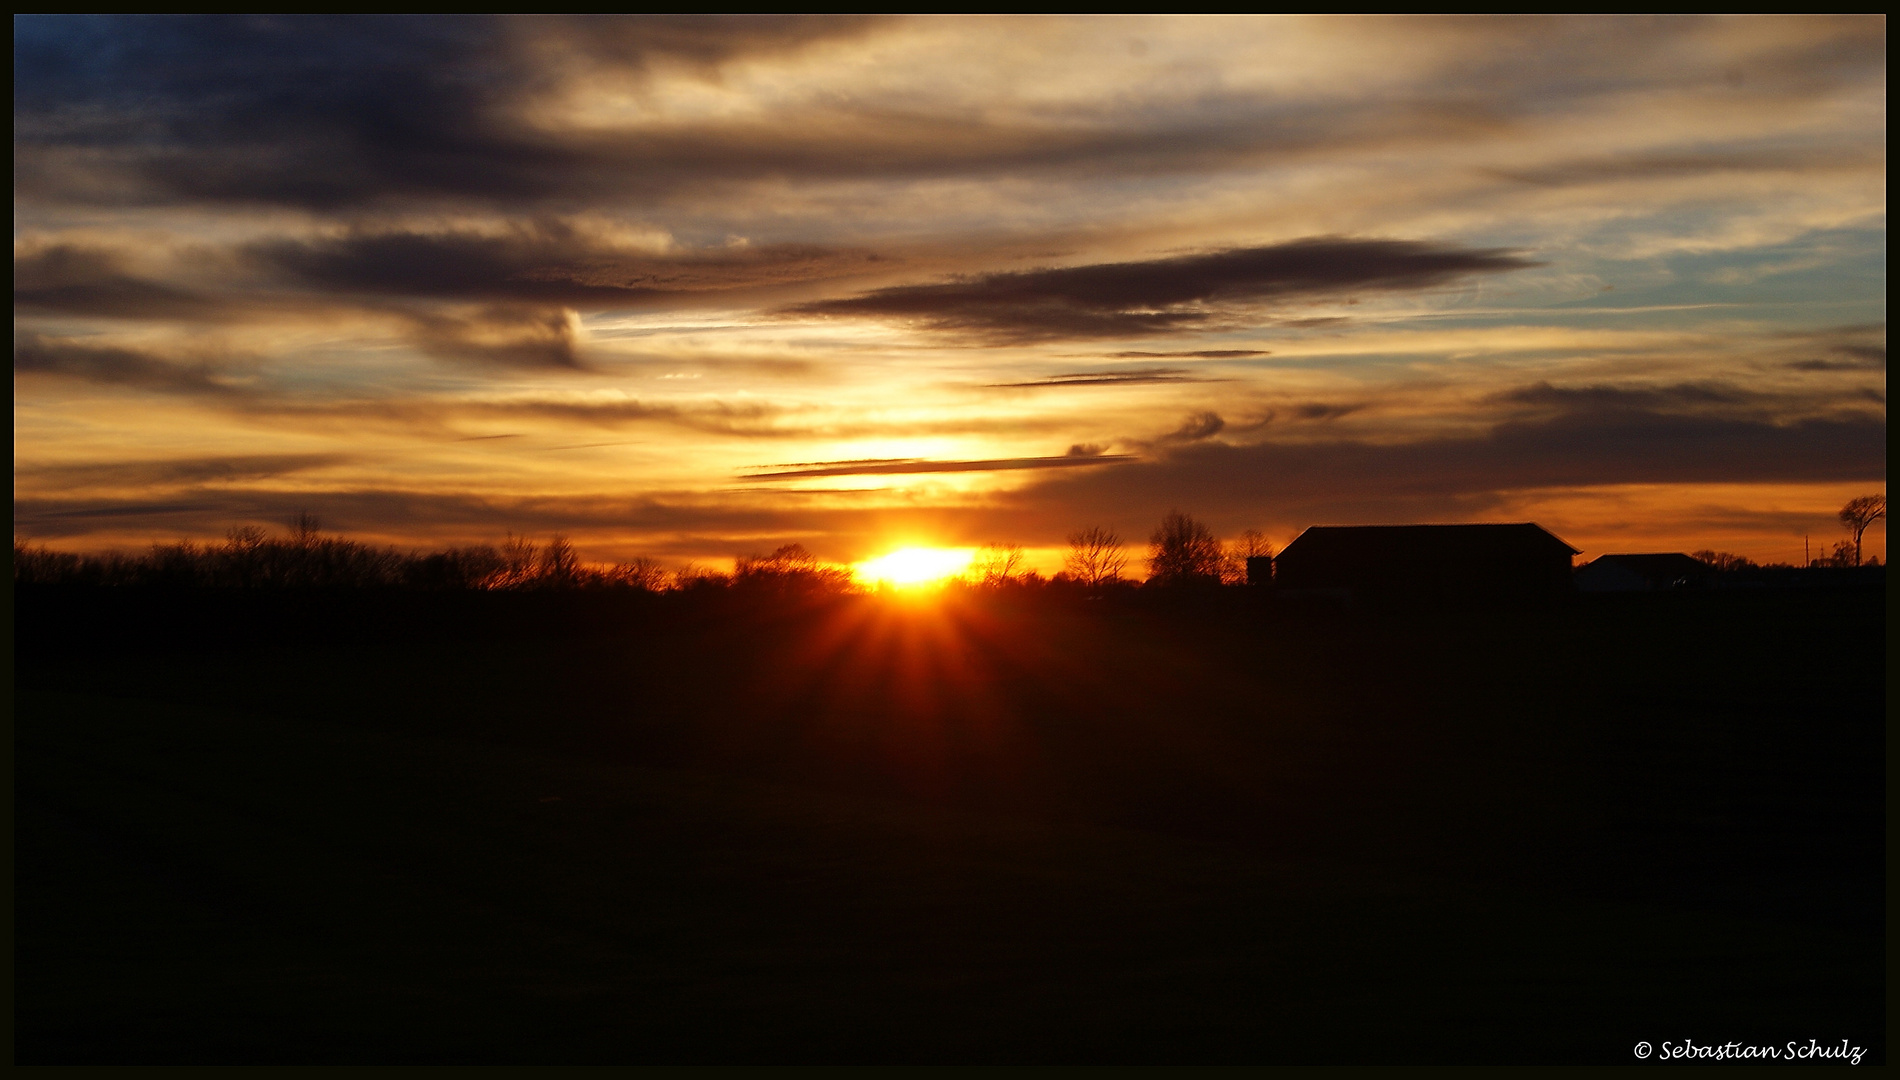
left=22, top=504, right=1873, bottom=593
left=11, top=517, right=669, bottom=592
left=12, top=510, right=1268, bottom=594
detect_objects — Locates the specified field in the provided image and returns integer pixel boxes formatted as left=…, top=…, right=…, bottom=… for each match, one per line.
left=14, top=584, right=1886, bottom=1063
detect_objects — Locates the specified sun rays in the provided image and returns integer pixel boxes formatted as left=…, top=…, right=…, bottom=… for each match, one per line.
left=854, top=546, right=977, bottom=589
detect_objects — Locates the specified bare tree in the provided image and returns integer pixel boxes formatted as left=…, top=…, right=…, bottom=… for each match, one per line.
left=735, top=543, right=851, bottom=593
left=970, top=543, right=1026, bottom=586
left=1147, top=511, right=1224, bottom=586
left=604, top=556, right=668, bottom=591
left=1064, top=526, right=1126, bottom=591
left=1839, top=494, right=1886, bottom=567
left=539, top=534, right=580, bottom=586
left=1226, top=528, right=1273, bottom=584
left=492, top=532, right=538, bottom=588
left=290, top=511, right=320, bottom=549
left=671, top=561, right=728, bottom=590
left=1690, top=549, right=1757, bottom=573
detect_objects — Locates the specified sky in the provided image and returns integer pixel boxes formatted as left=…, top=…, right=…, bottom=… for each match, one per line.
left=13, top=15, right=1887, bottom=571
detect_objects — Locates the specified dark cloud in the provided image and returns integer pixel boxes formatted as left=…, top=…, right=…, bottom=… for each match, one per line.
left=1108, top=349, right=1269, bottom=359
left=1163, top=411, right=1225, bottom=442
left=741, top=452, right=1135, bottom=480
left=1004, top=402, right=1887, bottom=533
left=15, top=17, right=1881, bottom=214
left=987, top=367, right=1200, bottom=388
left=14, top=397, right=1884, bottom=553
left=13, top=332, right=243, bottom=396
left=17, top=454, right=351, bottom=490
left=1481, top=146, right=1884, bottom=189
left=785, top=238, right=1535, bottom=342
left=1788, top=343, right=1885, bottom=372
left=403, top=305, right=584, bottom=369
left=253, top=225, right=884, bottom=307
left=1489, top=379, right=1884, bottom=425
left=13, top=16, right=883, bottom=210
left=13, top=244, right=234, bottom=321
left=1496, top=381, right=1760, bottom=411
left=1291, top=402, right=1362, bottom=421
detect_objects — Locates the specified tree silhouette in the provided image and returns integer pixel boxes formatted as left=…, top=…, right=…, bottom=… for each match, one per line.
left=1147, top=511, right=1224, bottom=587
left=1228, top=528, right=1273, bottom=584
left=539, top=534, right=580, bottom=586
left=603, top=556, right=668, bottom=591
left=1689, top=550, right=1757, bottom=573
left=1065, top=526, right=1126, bottom=592
left=971, top=543, right=1026, bottom=587
left=493, top=533, right=538, bottom=588
left=290, top=511, right=320, bottom=549
left=735, top=543, right=851, bottom=594
left=1838, top=495, right=1885, bottom=567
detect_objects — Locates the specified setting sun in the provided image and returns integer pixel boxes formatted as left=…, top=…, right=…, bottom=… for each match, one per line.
left=854, top=547, right=976, bottom=588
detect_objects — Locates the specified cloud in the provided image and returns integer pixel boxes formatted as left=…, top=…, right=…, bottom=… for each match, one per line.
left=13, top=244, right=234, bottom=321
left=1002, top=401, right=1887, bottom=532
left=1108, top=349, right=1269, bottom=359
left=1163, top=411, right=1225, bottom=442
left=741, top=452, right=1135, bottom=480
left=13, top=16, right=884, bottom=210
left=14, top=396, right=1883, bottom=555
left=1480, top=147, right=1885, bottom=190
left=1490, top=379, right=1881, bottom=424
left=253, top=224, right=885, bottom=307
left=16, top=454, right=351, bottom=491
left=15, top=16, right=1883, bottom=222
left=13, top=332, right=243, bottom=396
left=987, top=367, right=1201, bottom=388
left=1495, top=381, right=1761, bottom=412
left=1788, top=343, right=1885, bottom=372
left=1291, top=402, right=1362, bottom=421
left=783, top=238, right=1535, bottom=342
left=403, top=305, right=586, bottom=369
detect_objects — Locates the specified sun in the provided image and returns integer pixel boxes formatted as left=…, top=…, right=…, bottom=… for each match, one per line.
left=854, top=546, right=976, bottom=589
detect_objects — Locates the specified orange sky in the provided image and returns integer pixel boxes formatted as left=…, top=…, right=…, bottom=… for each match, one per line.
left=14, top=16, right=1887, bottom=569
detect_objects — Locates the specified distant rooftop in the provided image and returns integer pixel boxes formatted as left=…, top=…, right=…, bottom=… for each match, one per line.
left=1282, top=523, right=1580, bottom=558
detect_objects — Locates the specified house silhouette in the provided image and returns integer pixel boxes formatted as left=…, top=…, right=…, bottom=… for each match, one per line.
left=1274, top=523, right=1579, bottom=606
left=1574, top=553, right=1713, bottom=592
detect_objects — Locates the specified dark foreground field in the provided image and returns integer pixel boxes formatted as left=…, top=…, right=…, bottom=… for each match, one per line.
left=14, top=584, right=1886, bottom=1063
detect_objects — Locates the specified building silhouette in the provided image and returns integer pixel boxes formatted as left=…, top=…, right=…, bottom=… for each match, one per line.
left=1573, top=553, right=1712, bottom=592
left=1273, top=523, right=1579, bottom=606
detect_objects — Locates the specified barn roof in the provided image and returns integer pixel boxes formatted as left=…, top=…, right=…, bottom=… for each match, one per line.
left=1280, top=523, right=1580, bottom=559
left=1578, top=553, right=1710, bottom=578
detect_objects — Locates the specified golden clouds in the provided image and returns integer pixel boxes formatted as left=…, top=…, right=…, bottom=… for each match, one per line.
left=13, top=16, right=1886, bottom=566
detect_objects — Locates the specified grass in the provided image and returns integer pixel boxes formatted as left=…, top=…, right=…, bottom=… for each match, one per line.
left=14, top=586, right=1886, bottom=1062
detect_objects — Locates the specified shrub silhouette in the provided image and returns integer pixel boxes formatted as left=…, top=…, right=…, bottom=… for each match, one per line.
left=734, top=543, right=852, bottom=595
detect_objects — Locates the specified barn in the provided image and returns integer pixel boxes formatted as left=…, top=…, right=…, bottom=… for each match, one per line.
left=1573, top=553, right=1713, bottom=592
left=1273, top=523, right=1580, bottom=605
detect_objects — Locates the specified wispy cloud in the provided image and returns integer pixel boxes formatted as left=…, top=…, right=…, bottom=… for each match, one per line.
left=13, top=332, right=245, bottom=396
left=1108, top=349, right=1269, bottom=359
left=16, top=453, right=351, bottom=491
left=741, top=449, right=1134, bottom=480
left=987, top=367, right=1203, bottom=388
left=784, top=239, right=1535, bottom=342
left=12, top=17, right=1886, bottom=564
